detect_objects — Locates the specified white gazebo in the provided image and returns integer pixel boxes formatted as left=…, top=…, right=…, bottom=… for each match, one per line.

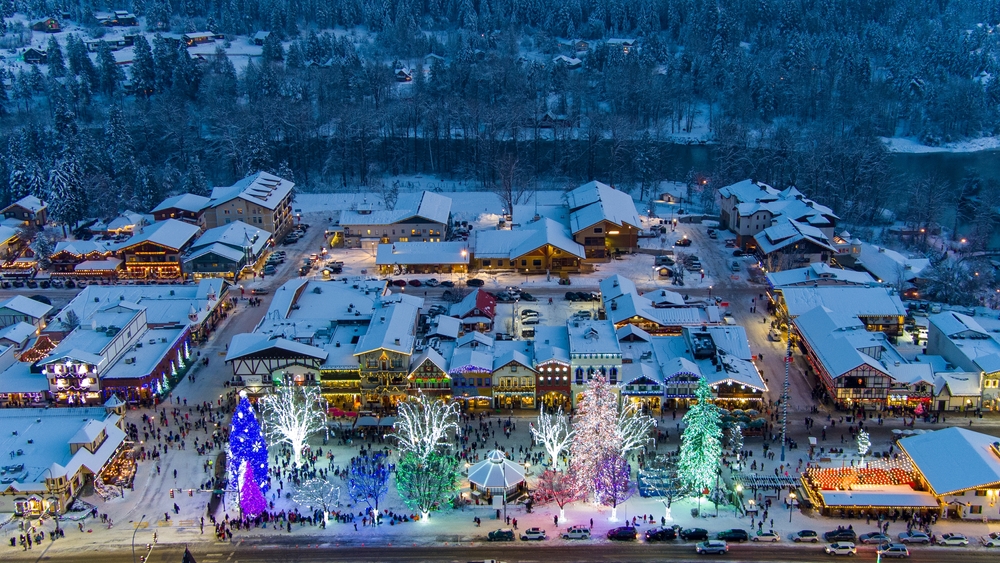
left=467, top=449, right=526, bottom=501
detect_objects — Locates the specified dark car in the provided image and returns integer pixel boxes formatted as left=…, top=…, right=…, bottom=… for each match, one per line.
left=64, top=280, right=76, bottom=288
left=607, top=526, right=637, bottom=541
left=645, top=527, right=677, bottom=541
left=439, top=280, right=455, bottom=288
left=391, top=279, right=408, bottom=287
left=565, top=291, right=578, bottom=301
left=732, top=249, right=745, bottom=257
left=717, top=529, right=749, bottom=543
left=680, top=528, right=709, bottom=541
left=574, top=291, right=590, bottom=301
left=488, top=528, right=515, bottom=541
left=519, top=292, right=537, bottom=302
left=825, top=529, right=858, bottom=543
left=408, top=279, right=422, bottom=287
left=675, top=237, right=692, bottom=247
left=466, top=278, right=485, bottom=287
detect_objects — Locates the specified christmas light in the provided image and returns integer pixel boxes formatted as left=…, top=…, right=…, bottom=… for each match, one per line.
left=228, top=394, right=269, bottom=492
left=396, top=450, right=459, bottom=520
left=391, top=393, right=459, bottom=461
left=569, top=374, right=619, bottom=497
left=239, top=460, right=267, bottom=518
left=294, top=478, right=340, bottom=525
left=678, top=378, right=723, bottom=497
left=594, top=453, right=633, bottom=521
left=534, top=469, right=582, bottom=523
left=531, top=408, right=575, bottom=468
left=344, top=452, right=390, bottom=513
left=617, top=402, right=656, bottom=456
left=259, top=385, right=327, bottom=465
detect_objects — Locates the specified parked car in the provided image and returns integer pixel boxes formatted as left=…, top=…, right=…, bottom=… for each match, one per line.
left=983, top=532, right=1000, bottom=547
left=250, top=288, right=270, bottom=295
left=645, top=527, right=677, bottom=541
left=708, top=229, right=718, bottom=239
left=439, top=280, right=455, bottom=288
left=488, top=528, right=515, bottom=541
left=607, top=526, right=637, bottom=541
left=573, top=310, right=592, bottom=320
left=859, top=532, right=891, bottom=544
left=520, top=309, right=539, bottom=317
left=732, top=249, right=745, bottom=256
left=408, top=279, right=422, bottom=287
left=655, top=255, right=675, bottom=266
left=466, top=278, right=485, bottom=287
left=897, top=531, right=931, bottom=544
left=520, top=329, right=535, bottom=338
left=696, top=540, right=728, bottom=555
left=725, top=239, right=737, bottom=248
left=680, top=528, right=709, bottom=541
left=263, top=265, right=277, bottom=275
left=424, top=279, right=439, bottom=287
left=26, top=280, right=37, bottom=288
left=824, top=542, right=857, bottom=556
left=937, top=533, right=969, bottom=546
left=520, top=527, right=546, bottom=541
left=824, top=529, right=858, bottom=543
left=717, top=529, right=749, bottom=543
left=752, top=530, right=780, bottom=542
left=794, top=530, right=820, bottom=543
left=64, top=280, right=75, bottom=288
left=519, top=292, right=536, bottom=302
left=391, top=279, right=408, bottom=287
left=731, top=260, right=741, bottom=272
left=877, top=543, right=910, bottom=558
left=565, top=291, right=578, bottom=301
left=50, top=280, right=64, bottom=288
left=521, top=316, right=539, bottom=325
left=562, top=526, right=590, bottom=540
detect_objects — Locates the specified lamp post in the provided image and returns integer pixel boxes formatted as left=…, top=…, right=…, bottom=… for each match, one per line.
left=788, top=492, right=796, bottom=522
left=132, top=514, right=147, bottom=563
left=734, top=484, right=743, bottom=516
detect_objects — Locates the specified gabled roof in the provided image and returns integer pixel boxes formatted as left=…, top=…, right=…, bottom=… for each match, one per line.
left=642, top=288, right=686, bottom=307
left=69, top=419, right=105, bottom=444
left=456, top=330, right=494, bottom=349
left=341, top=191, right=452, bottom=226
left=616, top=324, right=652, bottom=342
left=754, top=217, right=835, bottom=256
left=209, top=171, right=294, bottom=211
left=472, top=218, right=584, bottom=260
left=599, top=274, right=637, bottom=301
left=793, top=306, right=890, bottom=379
left=899, top=427, right=1000, bottom=495
left=930, top=311, right=990, bottom=338
left=151, top=193, right=212, bottom=214
left=0, top=322, right=37, bottom=344
left=781, top=286, right=906, bottom=318
left=38, top=349, right=106, bottom=367
left=376, top=241, right=469, bottom=266
left=354, top=301, right=418, bottom=355
left=857, top=243, right=931, bottom=285
left=4, top=195, right=46, bottom=213
left=565, top=181, right=641, bottom=232
left=450, top=289, right=496, bottom=320
left=427, top=315, right=461, bottom=339
left=409, top=347, right=449, bottom=375
left=0, top=226, right=18, bottom=244
left=0, top=295, right=52, bottom=320
left=225, top=333, right=328, bottom=362
left=184, top=243, right=245, bottom=263
left=766, top=263, right=875, bottom=288
left=53, top=240, right=113, bottom=257
left=493, top=349, right=534, bottom=372
left=934, top=372, right=981, bottom=397
left=116, top=219, right=201, bottom=252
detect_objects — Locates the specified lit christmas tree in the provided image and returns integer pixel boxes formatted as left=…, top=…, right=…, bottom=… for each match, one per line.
left=570, top=374, right=619, bottom=497
left=259, top=385, right=327, bottom=465
left=857, top=429, right=871, bottom=464
left=396, top=450, right=458, bottom=520
left=594, top=453, right=633, bottom=521
left=239, top=460, right=267, bottom=518
left=535, top=469, right=582, bottom=523
left=531, top=407, right=575, bottom=468
left=391, top=393, right=459, bottom=461
left=678, top=378, right=722, bottom=499
left=228, top=394, right=269, bottom=492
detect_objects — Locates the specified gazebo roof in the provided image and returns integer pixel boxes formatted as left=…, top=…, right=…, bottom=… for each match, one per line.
left=467, top=450, right=525, bottom=491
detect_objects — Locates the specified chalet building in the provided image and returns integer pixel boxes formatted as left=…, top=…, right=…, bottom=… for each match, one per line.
left=99, top=11, right=138, bottom=26
left=532, top=325, right=572, bottom=410
left=927, top=311, right=1000, bottom=410
left=182, top=32, right=224, bottom=46
left=253, top=31, right=271, bottom=45
left=354, top=301, right=419, bottom=408
left=22, top=48, right=47, bottom=64
left=151, top=193, right=211, bottom=225
left=202, top=172, right=294, bottom=240
left=778, top=285, right=906, bottom=338
left=394, top=67, right=412, bottom=81
left=448, top=289, right=497, bottom=333
left=552, top=55, right=582, bottom=70
left=752, top=217, right=837, bottom=271
left=49, top=241, right=117, bottom=277
left=448, top=332, right=497, bottom=409
left=183, top=221, right=270, bottom=279
left=341, top=191, right=451, bottom=250
left=2, top=195, right=47, bottom=228
left=492, top=348, right=537, bottom=410
left=225, top=334, right=327, bottom=388
left=470, top=217, right=585, bottom=275
left=718, top=179, right=837, bottom=250
left=376, top=241, right=468, bottom=275
left=31, top=18, right=60, bottom=32
left=568, top=319, right=622, bottom=407
left=0, top=227, right=19, bottom=261
left=116, top=219, right=201, bottom=279
left=606, top=38, right=636, bottom=54
left=407, top=348, right=451, bottom=399
left=0, top=295, right=52, bottom=329
left=566, top=181, right=641, bottom=261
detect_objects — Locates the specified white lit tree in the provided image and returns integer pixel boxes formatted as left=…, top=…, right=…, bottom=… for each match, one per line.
left=678, top=378, right=723, bottom=502
left=569, top=374, right=619, bottom=497
left=259, top=385, right=327, bottom=465
left=531, top=407, right=575, bottom=468
left=617, top=402, right=656, bottom=456
left=294, top=478, right=341, bottom=525
left=857, top=429, right=871, bottom=464
left=390, top=393, right=459, bottom=461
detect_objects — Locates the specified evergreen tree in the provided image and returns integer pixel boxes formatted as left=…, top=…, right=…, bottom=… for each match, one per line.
left=395, top=450, right=458, bottom=519
left=238, top=460, right=267, bottom=517
left=47, top=152, right=86, bottom=236
left=569, top=374, right=619, bottom=497
left=678, top=378, right=723, bottom=498
left=152, top=35, right=177, bottom=91
left=97, top=42, right=124, bottom=95
left=261, top=31, right=284, bottom=62
left=172, top=42, right=202, bottom=99
left=132, top=36, right=156, bottom=97
left=227, top=394, right=270, bottom=492
left=46, top=35, right=65, bottom=78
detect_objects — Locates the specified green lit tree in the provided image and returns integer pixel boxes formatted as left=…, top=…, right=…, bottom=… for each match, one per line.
left=678, top=378, right=723, bottom=503
left=396, top=450, right=458, bottom=520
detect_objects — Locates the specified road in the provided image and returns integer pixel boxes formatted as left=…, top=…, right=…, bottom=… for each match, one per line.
left=8, top=541, right=997, bottom=563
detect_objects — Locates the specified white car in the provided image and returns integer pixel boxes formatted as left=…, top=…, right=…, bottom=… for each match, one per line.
left=824, top=542, right=857, bottom=556
left=983, top=532, right=1000, bottom=547
left=562, top=526, right=590, bottom=540
left=937, top=533, right=969, bottom=546
left=752, top=530, right=780, bottom=542
left=520, top=527, right=547, bottom=541
left=898, top=531, right=930, bottom=544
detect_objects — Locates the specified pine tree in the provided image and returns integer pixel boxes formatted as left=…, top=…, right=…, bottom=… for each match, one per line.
left=238, top=460, right=267, bottom=517
left=46, top=35, right=65, bottom=78
left=172, top=42, right=202, bottom=99
left=47, top=152, right=86, bottom=236
left=569, top=374, right=619, bottom=497
left=152, top=35, right=177, bottom=91
left=97, top=41, right=124, bottom=95
left=395, top=450, right=458, bottom=519
left=228, top=394, right=270, bottom=492
left=132, top=36, right=156, bottom=97
left=678, top=378, right=723, bottom=498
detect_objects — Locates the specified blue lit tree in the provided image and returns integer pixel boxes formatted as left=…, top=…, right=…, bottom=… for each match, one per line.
left=343, top=452, right=390, bottom=514
left=228, top=394, right=269, bottom=492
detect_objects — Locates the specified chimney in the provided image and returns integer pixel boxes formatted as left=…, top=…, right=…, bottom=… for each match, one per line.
left=394, top=338, right=400, bottom=345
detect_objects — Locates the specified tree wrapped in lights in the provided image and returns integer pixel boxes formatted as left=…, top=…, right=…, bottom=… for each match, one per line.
left=617, top=402, right=656, bottom=456
left=570, top=374, right=619, bottom=496
left=396, top=450, right=459, bottom=520
left=857, top=429, right=871, bottom=464
left=391, top=393, right=459, bottom=461
left=531, top=407, right=575, bottom=468
left=534, top=469, right=582, bottom=523
left=343, top=452, right=390, bottom=513
left=294, top=478, right=341, bottom=525
left=259, top=385, right=327, bottom=465
left=594, top=453, right=633, bottom=521
left=678, top=378, right=722, bottom=497
left=238, top=460, right=267, bottom=518
left=728, top=424, right=744, bottom=453
left=228, top=394, right=269, bottom=492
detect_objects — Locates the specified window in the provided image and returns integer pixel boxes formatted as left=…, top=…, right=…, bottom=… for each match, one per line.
left=485, top=378, right=490, bottom=386
left=511, top=366, right=517, bottom=373
left=532, top=259, right=541, bottom=266
left=976, top=490, right=988, bottom=496
left=521, top=260, right=527, bottom=266
left=594, top=227, right=603, bottom=233
left=482, top=260, right=491, bottom=266
left=971, top=505, right=983, bottom=514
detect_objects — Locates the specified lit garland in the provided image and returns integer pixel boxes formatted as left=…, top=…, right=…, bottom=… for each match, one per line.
left=228, top=394, right=270, bottom=492
left=678, top=378, right=723, bottom=496
left=239, top=460, right=267, bottom=517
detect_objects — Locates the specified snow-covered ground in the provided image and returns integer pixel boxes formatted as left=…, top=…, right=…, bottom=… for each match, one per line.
left=881, top=136, right=1000, bottom=154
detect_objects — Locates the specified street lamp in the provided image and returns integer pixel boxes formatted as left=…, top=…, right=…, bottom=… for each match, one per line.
left=734, top=484, right=743, bottom=516
left=788, top=492, right=796, bottom=522
left=132, top=514, right=147, bottom=563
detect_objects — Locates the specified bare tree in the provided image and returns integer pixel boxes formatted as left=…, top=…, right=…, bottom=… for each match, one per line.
left=491, top=153, right=531, bottom=216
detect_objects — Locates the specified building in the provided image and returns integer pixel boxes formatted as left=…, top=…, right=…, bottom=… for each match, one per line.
left=606, top=38, right=636, bottom=54
left=934, top=372, right=982, bottom=412
left=0, top=226, right=19, bottom=261
left=778, top=285, right=906, bottom=337
left=927, top=311, right=1000, bottom=410
left=449, top=332, right=498, bottom=409
left=225, top=334, right=327, bottom=388
left=552, top=55, right=582, bottom=69
left=600, top=274, right=722, bottom=335
left=0, top=405, right=127, bottom=516
left=407, top=347, right=451, bottom=399
left=844, top=242, right=931, bottom=297
left=565, top=181, right=641, bottom=261
left=31, top=17, right=60, bottom=32
left=765, top=263, right=876, bottom=291
left=92, top=210, right=150, bottom=237
left=22, top=48, right=47, bottom=64
left=49, top=241, right=116, bottom=276
left=718, top=180, right=837, bottom=249
left=253, top=31, right=271, bottom=45
left=1, top=195, right=47, bottom=228
left=532, top=325, right=572, bottom=410
left=115, top=219, right=201, bottom=279
left=752, top=218, right=836, bottom=271
left=449, top=289, right=497, bottom=332
left=376, top=241, right=468, bottom=275
left=340, top=191, right=451, bottom=249
left=151, top=193, right=211, bottom=224
left=899, top=427, right=1000, bottom=519
left=183, top=221, right=270, bottom=279
left=99, top=10, right=138, bottom=26
left=354, top=300, right=420, bottom=408
left=203, top=172, right=294, bottom=240
left=182, top=32, right=223, bottom=45
left=0, top=295, right=51, bottom=329
left=567, top=319, right=622, bottom=406
left=470, top=217, right=586, bottom=274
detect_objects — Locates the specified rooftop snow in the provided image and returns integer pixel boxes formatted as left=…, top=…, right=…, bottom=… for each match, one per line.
left=355, top=301, right=418, bottom=355
left=0, top=295, right=52, bottom=321
left=857, top=243, right=931, bottom=285
left=900, top=427, right=1000, bottom=495
left=376, top=241, right=469, bottom=266
left=341, top=191, right=452, bottom=226
left=567, top=319, right=621, bottom=356
left=766, top=263, right=875, bottom=288
left=781, top=286, right=906, bottom=318
left=151, top=193, right=212, bottom=214
left=209, top=171, right=294, bottom=211
left=5, top=195, right=46, bottom=213
left=566, top=181, right=641, bottom=232
left=116, top=219, right=201, bottom=251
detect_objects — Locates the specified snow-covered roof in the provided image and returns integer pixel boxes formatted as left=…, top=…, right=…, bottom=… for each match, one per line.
left=4, top=195, right=46, bottom=213
left=341, top=191, right=452, bottom=227
left=75, top=258, right=123, bottom=272
left=566, top=181, right=641, bottom=232
left=934, top=372, right=981, bottom=397
left=117, top=219, right=201, bottom=251
left=793, top=306, right=890, bottom=379
left=0, top=322, right=36, bottom=345
left=493, top=349, right=533, bottom=371
left=184, top=243, right=245, bottom=263
left=899, top=427, right=1000, bottom=495
left=698, top=326, right=753, bottom=360
left=410, top=347, right=449, bottom=375
left=53, top=240, right=113, bottom=257
left=0, top=295, right=50, bottom=321
left=928, top=311, right=989, bottom=338
left=427, top=315, right=461, bottom=340
left=532, top=325, right=570, bottom=365
left=376, top=241, right=469, bottom=266
left=720, top=179, right=837, bottom=224
left=152, top=193, right=212, bottom=214
left=355, top=301, right=418, bottom=355
left=766, top=263, right=876, bottom=288
left=600, top=274, right=637, bottom=301
left=225, top=333, right=328, bottom=362
left=450, top=289, right=496, bottom=320
left=641, top=288, right=686, bottom=307
left=781, top=286, right=906, bottom=318
left=449, top=348, right=494, bottom=373
left=754, top=217, right=835, bottom=256
left=467, top=450, right=525, bottom=491
left=0, top=361, right=47, bottom=393
left=473, top=218, right=584, bottom=260
left=857, top=243, right=931, bottom=285
left=209, top=171, right=294, bottom=211
left=553, top=55, right=582, bottom=65
left=192, top=221, right=270, bottom=252
left=818, top=486, right=939, bottom=508
left=567, top=319, right=621, bottom=356
left=616, top=324, right=652, bottom=342
left=0, top=226, right=18, bottom=244
left=706, top=355, right=767, bottom=392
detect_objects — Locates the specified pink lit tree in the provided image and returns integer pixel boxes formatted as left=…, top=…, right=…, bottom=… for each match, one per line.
left=569, top=374, right=618, bottom=497
left=534, top=469, right=582, bottom=523
left=239, top=460, right=267, bottom=518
